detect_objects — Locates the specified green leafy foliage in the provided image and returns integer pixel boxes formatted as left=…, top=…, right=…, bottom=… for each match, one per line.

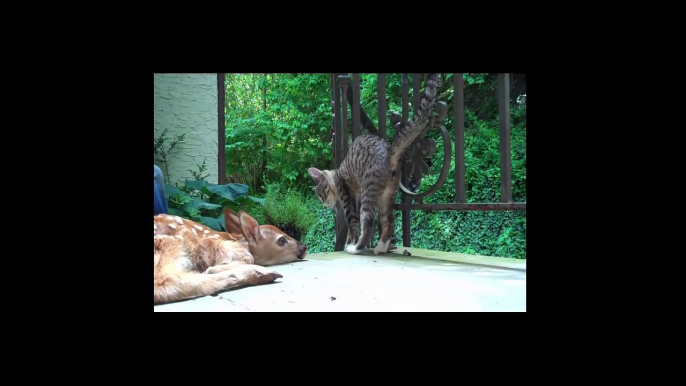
left=189, top=158, right=211, bottom=181
left=165, top=178, right=263, bottom=232
left=246, top=183, right=316, bottom=241
left=300, top=199, right=337, bottom=254
left=224, top=74, right=334, bottom=192
left=213, top=73, right=526, bottom=259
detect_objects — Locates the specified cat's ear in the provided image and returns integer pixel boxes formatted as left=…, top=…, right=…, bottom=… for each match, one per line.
left=308, top=167, right=323, bottom=184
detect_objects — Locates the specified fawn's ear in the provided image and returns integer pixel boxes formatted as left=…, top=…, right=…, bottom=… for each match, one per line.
left=308, top=167, right=323, bottom=184
left=239, top=211, right=262, bottom=246
left=223, top=208, right=241, bottom=234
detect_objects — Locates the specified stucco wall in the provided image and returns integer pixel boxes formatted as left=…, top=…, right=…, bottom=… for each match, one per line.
left=154, top=74, right=219, bottom=186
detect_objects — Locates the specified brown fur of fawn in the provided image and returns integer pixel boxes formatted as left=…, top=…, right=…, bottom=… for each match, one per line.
left=154, top=208, right=308, bottom=304
left=308, top=73, right=440, bottom=255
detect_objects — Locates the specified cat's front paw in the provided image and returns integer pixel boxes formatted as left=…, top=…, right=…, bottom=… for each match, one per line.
left=373, top=239, right=390, bottom=255
left=345, top=244, right=362, bottom=255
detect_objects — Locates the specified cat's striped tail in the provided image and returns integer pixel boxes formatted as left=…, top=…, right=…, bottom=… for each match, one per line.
left=389, top=73, right=440, bottom=170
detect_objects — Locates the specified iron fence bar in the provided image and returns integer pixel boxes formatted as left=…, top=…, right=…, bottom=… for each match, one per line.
left=352, top=73, right=361, bottom=140
left=333, top=73, right=342, bottom=168
left=413, top=73, right=421, bottom=114
left=330, top=73, right=336, bottom=155
left=378, top=73, right=386, bottom=139
left=394, top=203, right=526, bottom=211
left=401, top=73, right=411, bottom=247
left=454, top=73, right=466, bottom=203
left=497, top=73, right=512, bottom=203
left=334, top=201, right=348, bottom=251
left=402, top=74, right=409, bottom=125
left=332, top=73, right=347, bottom=251
left=344, top=86, right=378, bottom=136
left=340, top=76, right=349, bottom=156
left=375, top=73, right=388, bottom=248
left=411, top=72, right=422, bottom=205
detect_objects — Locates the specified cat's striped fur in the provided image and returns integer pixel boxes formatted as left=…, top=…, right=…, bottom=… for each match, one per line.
left=308, top=73, right=440, bottom=255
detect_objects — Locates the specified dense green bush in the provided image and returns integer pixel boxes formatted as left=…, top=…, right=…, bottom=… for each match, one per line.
left=298, top=203, right=525, bottom=259
left=245, top=184, right=317, bottom=241
left=163, top=178, right=264, bottom=232
left=300, top=199, right=337, bottom=253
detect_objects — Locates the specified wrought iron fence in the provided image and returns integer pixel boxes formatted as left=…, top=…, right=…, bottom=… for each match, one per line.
left=330, top=73, right=526, bottom=251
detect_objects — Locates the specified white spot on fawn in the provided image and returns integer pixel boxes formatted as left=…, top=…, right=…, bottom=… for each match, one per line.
left=194, top=224, right=203, bottom=231
left=174, top=217, right=183, bottom=224
left=203, top=229, right=209, bottom=234
left=168, top=223, right=177, bottom=229
left=208, top=234, right=219, bottom=239
left=192, top=228, right=197, bottom=235
left=177, top=257, right=194, bottom=271
left=154, top=223, right=157, bottom=231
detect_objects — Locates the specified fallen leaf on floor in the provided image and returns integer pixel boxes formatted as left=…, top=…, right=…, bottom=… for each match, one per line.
left=330, top=296, right=336, bottom=301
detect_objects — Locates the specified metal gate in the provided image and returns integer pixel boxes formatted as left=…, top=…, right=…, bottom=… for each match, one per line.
left=330, top=73, right=526, bottom=251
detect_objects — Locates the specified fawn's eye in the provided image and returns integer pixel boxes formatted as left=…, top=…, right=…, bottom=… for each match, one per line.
left=277, top=237, right=287, bottom=246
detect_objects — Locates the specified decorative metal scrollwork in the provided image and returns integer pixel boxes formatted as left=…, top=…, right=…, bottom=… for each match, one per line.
left=390, top=101, right=452, bottom=200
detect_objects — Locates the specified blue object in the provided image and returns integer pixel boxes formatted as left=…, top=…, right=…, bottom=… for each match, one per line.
left=154, top=165, right=168, bottom=216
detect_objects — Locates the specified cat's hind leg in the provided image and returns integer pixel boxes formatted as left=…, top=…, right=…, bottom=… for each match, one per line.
left=348, top=192, right=376, bottom=254
left=374, top=197, right=394, bottom=255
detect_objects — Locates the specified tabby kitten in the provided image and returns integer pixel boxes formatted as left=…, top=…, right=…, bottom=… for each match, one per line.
left=308, top=73, right=440, bottom=255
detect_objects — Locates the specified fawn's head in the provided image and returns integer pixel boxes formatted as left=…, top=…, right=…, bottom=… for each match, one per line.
left=223, top=208, right=308, bottom=266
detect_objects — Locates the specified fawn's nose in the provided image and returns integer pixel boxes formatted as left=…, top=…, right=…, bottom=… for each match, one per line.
left=297, top=244, right=308, bottom=259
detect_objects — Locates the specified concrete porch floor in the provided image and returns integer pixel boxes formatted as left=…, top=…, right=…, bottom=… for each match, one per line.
left=154, top=248, right=526, bottom=312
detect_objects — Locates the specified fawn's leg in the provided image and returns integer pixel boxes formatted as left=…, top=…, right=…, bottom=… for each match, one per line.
left=204, top=261, right=246, bottom=275
left=155, top=264, right=282, bottom=304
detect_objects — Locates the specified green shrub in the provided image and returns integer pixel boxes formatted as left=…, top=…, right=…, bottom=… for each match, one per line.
left=260, top=183, right=316, bottom=241
left=165, top=178, right=264, bottom=232
left=301, top=197, right=336, bottom=253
